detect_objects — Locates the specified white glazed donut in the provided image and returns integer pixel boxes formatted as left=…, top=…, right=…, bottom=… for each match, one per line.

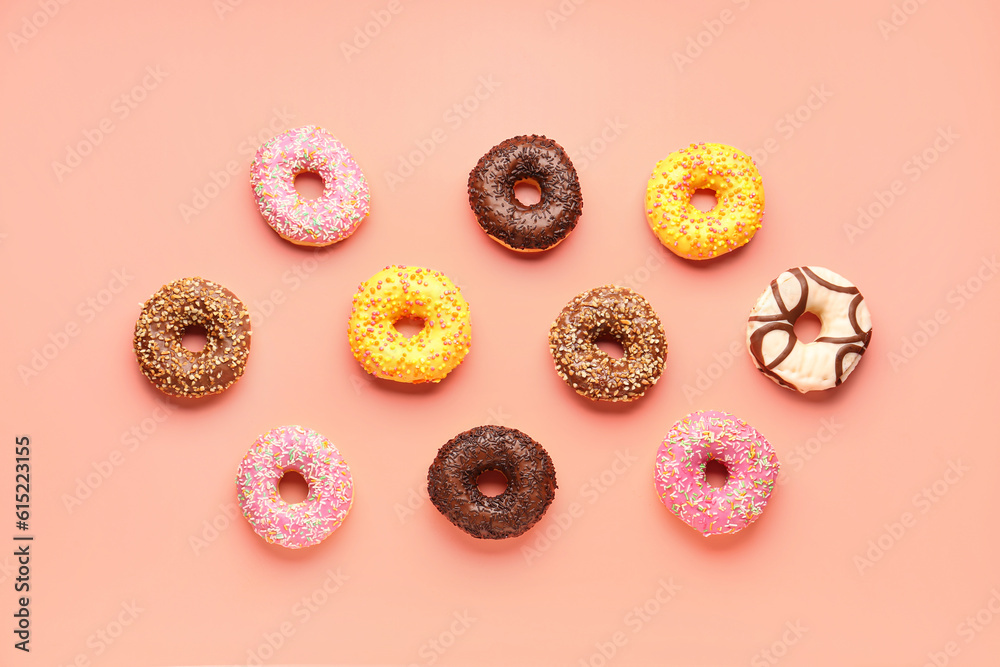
left=746, top=266, right=872, bottom=392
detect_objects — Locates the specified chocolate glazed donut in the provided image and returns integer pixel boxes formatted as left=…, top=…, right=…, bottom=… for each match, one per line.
left=427, top=425, right=557, bottom=539
left=549, top=285, right=667, bottom=402
left=467, top=135, right=583, bottom=251
left=133, top=277, right=251, bottom=398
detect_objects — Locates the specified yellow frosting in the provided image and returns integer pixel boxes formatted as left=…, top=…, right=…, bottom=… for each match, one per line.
left=645, top=142, right=764, bottom=260
left=347, top=265, right=471, bottom=383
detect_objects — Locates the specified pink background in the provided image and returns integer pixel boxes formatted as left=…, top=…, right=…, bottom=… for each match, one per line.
left=3, top=1, right=999, bottom=665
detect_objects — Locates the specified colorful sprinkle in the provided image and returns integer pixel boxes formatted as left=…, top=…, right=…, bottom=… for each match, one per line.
left=236, top=425, right=354, bottom=549
left=250, top=125, right=370, bottom=247
left=653, top=410, right=779, bottom=536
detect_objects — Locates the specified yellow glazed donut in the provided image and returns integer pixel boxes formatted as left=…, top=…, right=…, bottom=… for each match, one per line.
left=347, top=265, right=471, bottom=383
left=645, top=142, right=764, bottom=260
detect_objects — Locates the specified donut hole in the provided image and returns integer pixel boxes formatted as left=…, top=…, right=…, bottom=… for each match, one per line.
left=393, top=316, right=426, bottom=338
left=595, top=334, right=625, bottom=359
left=293, top=171, right=326, bottom=200
left=278, top=471, right=310, bottom=504
left=180, top=324, right=208, bottom=352
left=513, top=178, right=542, bottom=206
left=476, top=469, right=508, bottom=497
left=690, top=188, right=718, bottom=212
left=705, top=459, right=730, bottom=488
left=793, top=311, right=823, bottom=343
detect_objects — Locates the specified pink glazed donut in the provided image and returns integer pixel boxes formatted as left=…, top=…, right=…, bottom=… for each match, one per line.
left=654, top=410, right=779, bottom=536
left=236, top=425, right=354, bottom=549
left=250, top=125, right=370, bottom=246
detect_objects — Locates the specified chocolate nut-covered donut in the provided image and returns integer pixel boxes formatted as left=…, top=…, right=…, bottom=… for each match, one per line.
left=467, top=134, right=583, bottom=252
left=133, top=277, right=251, bottom=398
left=549, top=285, right=667, bottom=402
left=427, top=425, right=557, bottom=540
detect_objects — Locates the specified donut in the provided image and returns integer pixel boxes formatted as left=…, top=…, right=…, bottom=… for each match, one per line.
left=747, top=266, right=872, bottom=392
left=654, top=410, right=780, bottom=536
left=549, top=285, right=666, bottom=402
left=133, top=277, right=251, bottom=398
left=236, top=425, right=354, bottom=549
left=468, top=134, right=583, bottom=252
left=427, top=425, right=557, bottom=540
left=250, top=125, right=370, bottom=246
left=347, top=265, right=471, bottom=383
left=645, top=142, right=764, bottom=260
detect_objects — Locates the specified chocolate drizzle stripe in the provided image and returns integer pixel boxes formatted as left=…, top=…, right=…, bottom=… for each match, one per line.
left=834, top=344, right=867, bottom=386
left=802, top=267, right=859, bottom=294
left=814, top=334, right=869, bottom=344
left=848, top=293, right=864, bottom=334
left=749, top=322, right=795, bottom=370
left=748, top=266, right=872, bottom=392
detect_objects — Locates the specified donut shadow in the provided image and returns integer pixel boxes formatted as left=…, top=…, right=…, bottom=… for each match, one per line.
left=666, top=238, right=753, bottom=270
left=426, top=506, right=540, bottom=557
left=750, top=357, right=869, bottom=407
left=247, top=513, right=356, bottom=563
left=567, top=373, right=663, bottom=415
left=658, top=504, right=773, bottom=552
left=136, top=371, right=248, bottom=410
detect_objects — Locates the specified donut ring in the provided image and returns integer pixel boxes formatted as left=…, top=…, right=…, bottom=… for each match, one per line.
left=133, top=277, right=251, bottom=398
left=347, top=265, right=471, bottom=383
left=549, top=285, right=667, bottom=402
left=468, top=134, right=583, bottom=252
left=427, top=425, right=557, bottom=540
left=645, top=142, right=764, bottom=260
left=747, top=266, right=872, bottom=393
left=250, top=125, right=370, bottom=246
left=236, top=425, right=354, bottom=549
left=654, top=410, right=780, bottom=536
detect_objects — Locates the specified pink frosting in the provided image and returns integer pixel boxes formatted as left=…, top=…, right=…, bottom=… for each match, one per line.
left=236, top=425, right=354, bottom=549
left=654, top=410, right=779, bottom=536
left=250, top=125, right=370, bottom=246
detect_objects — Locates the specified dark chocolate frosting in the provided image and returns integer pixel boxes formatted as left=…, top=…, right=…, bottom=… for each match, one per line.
left=427, top=425, right=557, bottom=539
left=467, top=135, right=583, bottom=251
